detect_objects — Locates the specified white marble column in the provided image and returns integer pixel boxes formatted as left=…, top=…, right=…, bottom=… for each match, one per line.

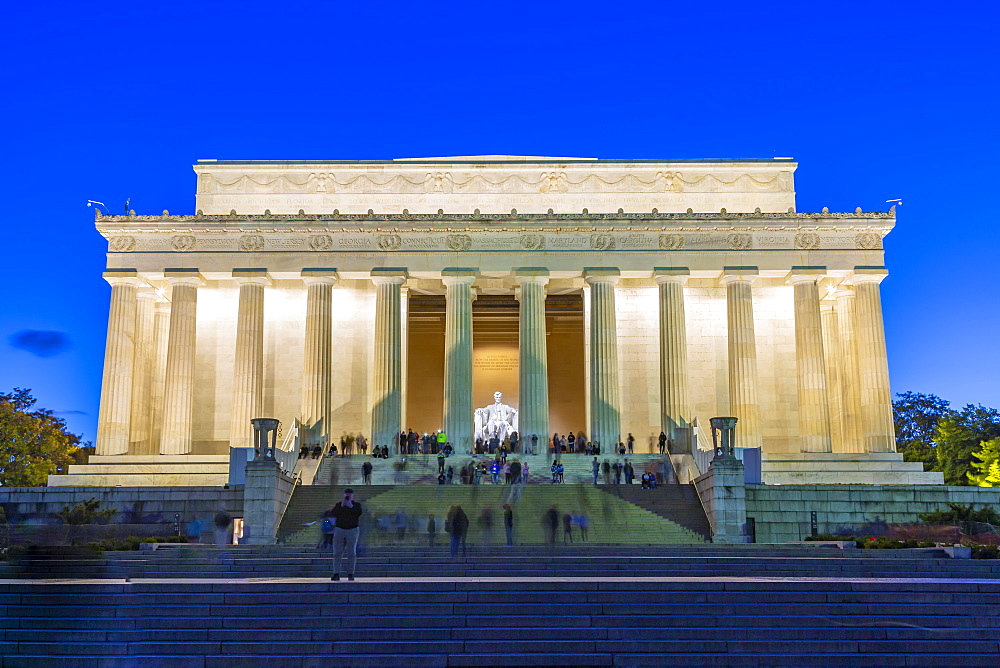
left=585, top=270, right=621, bottom=450
left=160, top=271, right=204, bottom=455
left=301, top=271, right=337, bottom=448
left=149, top=300, right=170, bottom=454
left=788, top=270, right=832, bottom=453
left=721, top=269, right=762, bottom=450
left=853, top=269, right=896, bottom=453
left=820, top=302, right=845, bottom=452
left=230, top=271, right=270, bottom=449
left=654, top=269, right=691, bottom=452
left=128, top=289, right=157, bottom=454
left=96, top=271, right=142, bottom=456
left=835, top=285, right=865, bottom=453
left=516, top=271, right=550, bottom=445
left=442, top=272, right=476, bottom=452
left=371, top=271, right=407, bottom=449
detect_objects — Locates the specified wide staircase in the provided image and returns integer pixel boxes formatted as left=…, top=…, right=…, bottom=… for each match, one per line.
left=315, top=453, right=670, bottom=487
left=4, top=546, right=1000, bottom=665
left=277, top=483, right=708, bottom=546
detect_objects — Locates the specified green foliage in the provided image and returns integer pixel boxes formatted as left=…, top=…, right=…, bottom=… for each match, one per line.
left=968, top=438, right=1000, bottom=486
left=57, top=498, right=117, bottom=526
left=893, top=392, right=951, bottom=469
left=934, top=406, right=1000, bottom=485
left=970, top=544, right=1000, bottom=559
left=805, top=534, right=936, bottom=549
left=0, top=388, right=90, bottom=486
left=918, top=503, right=1000, bottom=526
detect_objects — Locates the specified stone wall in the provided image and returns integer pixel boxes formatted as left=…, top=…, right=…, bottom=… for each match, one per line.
left=746, top=485, right=1000, bottom=544
left=0, top=486, right=244, bottom=525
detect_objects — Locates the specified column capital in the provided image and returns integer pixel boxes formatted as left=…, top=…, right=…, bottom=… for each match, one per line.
left=515, top=273, right=549, bottom=287
left=584, top=268, right=620, bottom=286
left=371, top=268, right=408, bottom=286
left=442, top=274, right=476, bottom=287
left=720, top=266, right=758, bottom=286
left=301, top=268, right=338, bottom=286
left=233, top=269, right=272, bottom=287
left=164, top=269, right=204, bottom=288
left=136, top=288, right=159, bottom=301
left=851, top=266, right=888, bottom=285
left=786, top=266, right=827, bottom=286
left=103, top=270, right=144, bottom=288
left=441, top=268, right=477, bottom=288
left=653, top=267, right=690, bottom=285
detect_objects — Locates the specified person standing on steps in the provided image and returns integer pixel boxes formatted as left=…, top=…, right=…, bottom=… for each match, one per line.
left=427, top=513, right=437, bottom=547
left=627, top=433, right=634, bottom=454
left=438, top=450, right=446, bottom=474
left=330, top=488, right=362, bottom=581
left=625, top=460, right=634, bottom=485
left=503, top=503, right=514, bottom=546
left=361, top=460, right=372, bottom=484
left=602, top=459, right=612, bottom=485
left=658, top=431, right=667, bottom=455
left=543, top=504, right=559, bottom=545
left=447, top=505, right=469, bottom=558
left=592, top=457, right=600, bottom=485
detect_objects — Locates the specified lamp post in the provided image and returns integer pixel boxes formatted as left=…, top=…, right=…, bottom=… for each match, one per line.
left=709, top=416, right=739, bottom=460
left=250, top=417, right=281, bottom=461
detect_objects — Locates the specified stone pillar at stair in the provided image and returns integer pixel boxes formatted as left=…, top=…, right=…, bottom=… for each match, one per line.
left=128, top=288, right=157, bottom=454
left=654, top=268, right=691, bottom=453
left=230, top=270, right=270, bottom=450
left=835, top=285, right=865, bottom=453
left=516, top=270, right=550, bottom=447
left=853, top=268, right=896, bottom=453
left=371, top=270, right=407, bottom=449
left=160, top=270, right=204, bottom=455
left=585, top=269, right=621, bottom=451
left=96, top=271, right=143, bottom=456
left=442, top=270, right=476, bottom=453
left=788, top=269, right=832, bottom=453
left=301, top=270, right=337, bottom=450
left=721, top=268, right=762, bottom=450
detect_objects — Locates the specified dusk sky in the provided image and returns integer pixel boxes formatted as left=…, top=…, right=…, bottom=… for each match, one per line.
left=2, top=1, right=997, bottom=446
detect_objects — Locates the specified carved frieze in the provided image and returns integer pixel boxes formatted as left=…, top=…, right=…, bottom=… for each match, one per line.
left=727, top=233, right=753, bottom=250
left=238, top=235, right=265, bottom=252
left=658, top=234, right=684, bottom=250
left=590, top=234, right=616, bottom=251
left=794, top=233, right=820, bottom=249
left=856, top=233, right=882, bottom=249
left=172, top=235, right=196, bottom=252
left=376, top=234, right=402, bottom=251
left=519, top=234, right=545, bottom=251
left=446, top=234, right=472, bottom=251
left=108, top=236, right=135, bottom=252
left=308, top=234, right=333, bottom=251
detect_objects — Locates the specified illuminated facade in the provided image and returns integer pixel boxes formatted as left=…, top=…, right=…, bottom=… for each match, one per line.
left=56, top=156, right=943, bottom=485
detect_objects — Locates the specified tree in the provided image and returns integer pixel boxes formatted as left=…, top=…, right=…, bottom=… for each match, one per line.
left=893, top=392, right=952, bottom=469
left=57, top=498, right=117, bottom=525
left=934, top=405, right=1000, bottom=486
left=0, top=388, right=89, bottom=486
left=968, top=437, right=1000, bottom=487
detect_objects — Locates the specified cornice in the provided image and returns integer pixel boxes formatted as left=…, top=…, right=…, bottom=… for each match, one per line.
left=96, top=208, right=895, bottom=234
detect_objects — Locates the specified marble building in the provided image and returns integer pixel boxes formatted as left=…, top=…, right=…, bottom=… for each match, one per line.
left=53, top=156, right=942, bottom=486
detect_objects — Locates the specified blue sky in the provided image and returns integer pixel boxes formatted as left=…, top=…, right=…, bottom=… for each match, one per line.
left=1, top=1, right=997, bottom=444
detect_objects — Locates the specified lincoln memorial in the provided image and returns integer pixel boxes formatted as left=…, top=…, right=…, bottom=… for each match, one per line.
left=55, top=156, right=941, bottom=485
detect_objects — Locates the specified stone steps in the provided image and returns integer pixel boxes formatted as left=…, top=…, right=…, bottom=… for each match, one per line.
left=3, top=577, right=1000, bottom=664
left=278, top=484, right=707, bottom=546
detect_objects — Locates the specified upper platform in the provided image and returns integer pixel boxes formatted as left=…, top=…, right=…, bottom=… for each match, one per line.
left=192, top=155, right=799, bottom=215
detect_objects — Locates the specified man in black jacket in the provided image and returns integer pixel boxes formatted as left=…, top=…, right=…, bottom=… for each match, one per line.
left=330, top=489, right=363, bottom=581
